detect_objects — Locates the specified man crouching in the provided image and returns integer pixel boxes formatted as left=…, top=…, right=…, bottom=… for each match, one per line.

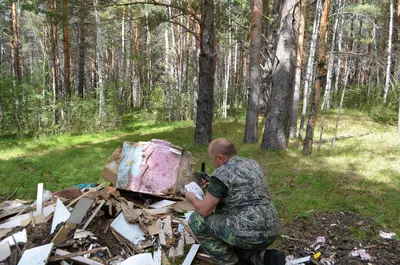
left=185, top=138, right=279, bottom=265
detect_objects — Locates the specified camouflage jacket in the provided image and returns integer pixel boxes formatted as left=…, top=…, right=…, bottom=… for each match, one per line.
left=211, top=155, right=279, bottom=242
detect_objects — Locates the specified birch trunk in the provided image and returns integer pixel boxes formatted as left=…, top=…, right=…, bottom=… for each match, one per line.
left=322, top=0, right=341, bottom=110
left=94, top=0, right=105, bottom=118
left=222, top=3, right=231, bottom=119
left=334, top=15, right=344, bottom=103
left=261, top=0, right=297, bottom=150
left=384, top=0, right=394, bottom=104
left=303, top=0, right=332, bottom=155
left=289, top=0, right=307, bottom=139
left=298, top=0, right=323, bottom=139
left=244, top=0, right=263, bottom=143
left=165, top=1, right=174, bottom=121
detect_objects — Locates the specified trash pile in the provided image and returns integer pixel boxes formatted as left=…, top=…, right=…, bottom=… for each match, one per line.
left=0, top=139, right=211, bottom=265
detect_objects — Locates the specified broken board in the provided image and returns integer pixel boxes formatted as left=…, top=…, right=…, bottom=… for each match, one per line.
left=68, top=198, right=93, bottom=224
left=182, top=244, right=200, bottom=265
left=111, top=213, right=145, bottom=245
left=54, top=249, right=103, bottom=265
left=17, top=243, right=53, bottom=265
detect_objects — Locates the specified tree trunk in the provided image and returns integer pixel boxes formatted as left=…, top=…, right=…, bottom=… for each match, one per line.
left=94, top=0, right=105, bottom=118
left=193, top=22, right=199, bottom=123
left=289, top=0, right=307, bottom=138
left=333, top=12, right=344, bottom=104
left=194, top=0, right=216, bottom=145
left=243, top=0, right=263, bottom=143
left=222, top=2, right=231, bottom=119
left=298, top=0, right=323, bottom=139
left=384, top=0, right=394, bottom=104
left=77, top=5, right=85, bottom=97
left=11, top=0, right=21, bottom=78
left=261, top=0, right=297, bottom=150
left=165, top=1, right=174, bottom=121
left=62, top=0, right=71, bottom=97
left=303, top=0, right=332, bottom=155
left=322, top=0, right=341, bottom=110
left=47, top=0, right=58, bottom=124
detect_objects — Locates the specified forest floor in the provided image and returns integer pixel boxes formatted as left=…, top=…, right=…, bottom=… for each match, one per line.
left=0, top=109, right=399, bottom=264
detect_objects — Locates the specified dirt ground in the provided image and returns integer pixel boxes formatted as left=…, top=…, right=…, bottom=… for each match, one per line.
left=276, top=211, right=400, bottom=264
left=3, top=210, right=399, bottom=265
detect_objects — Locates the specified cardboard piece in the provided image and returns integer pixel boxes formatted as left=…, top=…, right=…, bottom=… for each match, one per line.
left=17, top=243, right=53, bottom=265
left=0, top=241, right=11, bottom=262
left=182, top=244, right=200, bottom=265
left=74, top=229, right=94, bottom=240
left=102, top=146, right=122, bottom=185
left=147, top=222, right=160, bottom=236
left=51, top=222, right=76, bottom=245
left=111, top=213, right=145, bottom=245
left=51, top=199, right=71, bottom=234
left=68, top=198, right=93, bottom=224
left=20, top=214, right=45, bottom=226
left=54, top=249, right=103, bottom=265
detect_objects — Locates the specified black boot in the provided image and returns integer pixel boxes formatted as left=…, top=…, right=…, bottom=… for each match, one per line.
left=263, top=249, right=285, bottom=265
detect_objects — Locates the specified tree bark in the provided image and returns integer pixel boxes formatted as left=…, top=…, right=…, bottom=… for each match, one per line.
left=384, top=0, right=394, bottom=104
left=165, top=0, right=174, bottom=121
left=62, top=0, right=71, bottom=97
left=261, top=0, right=297, bottom=150
left=289, top=0, right=307, bottom=138
left=298, top=0, right=323, bottom=139
left=77, top=5, right=85, bottom=98
left=222, top=2, right=231, bottom=119
left=11, top=0, right=21, bottom=78
left=244, top=0, right=263, bottom=143
left=303, top=0, right=332, bottom=155
left=94, top=0, right=105, bottom=118
left=194, top=0, right=216, bottom=145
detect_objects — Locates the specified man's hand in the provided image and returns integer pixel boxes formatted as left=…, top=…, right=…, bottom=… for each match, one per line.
left=201, top=179, right=209, bottom=189
left=185, top=192, right=196, bottom=203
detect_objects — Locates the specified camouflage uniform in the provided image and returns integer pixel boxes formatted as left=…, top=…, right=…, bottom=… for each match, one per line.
left=189, top=156, right=279, bottom=265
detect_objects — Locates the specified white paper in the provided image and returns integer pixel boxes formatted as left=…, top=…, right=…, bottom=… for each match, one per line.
left=149, top=200, right=176, bottom=209
left=51, top=198, right=71, bottom=234
left=120, top=253, right=156, bottom=265
left=111, top=213, right=145, bottom=244
left=379, top=230, right=396, bottom=239
left=0, top=229, right=27, bottom=246
left=17, top=243, right=53, bottom=265
left=185, top=182, right=204, bottom=200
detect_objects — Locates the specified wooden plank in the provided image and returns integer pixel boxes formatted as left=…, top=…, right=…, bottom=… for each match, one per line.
left=176, top=235, right=184, bottom=257
left=182, top=244, right=200, bottom=265
left=156, top=219, right=166, bottom=246
left=35, top=183, right=44, bottom=215
left=51, top=222, right=76, bottom=245
left=161, top=249, right=170, bottom=265
left=163, top=215, right=173, bottom=238
left=17, top=243, right=53, bottom=265
left=68, top=198, right=93, bottom=225
left=49, top=247, right=108, bottom=262
left=82, top=200, right=105, bottom=230
left=54, top=249, right=104, bottom=265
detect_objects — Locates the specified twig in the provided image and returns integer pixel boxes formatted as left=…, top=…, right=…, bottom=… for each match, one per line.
left=5, top=187, right=19, bottom=201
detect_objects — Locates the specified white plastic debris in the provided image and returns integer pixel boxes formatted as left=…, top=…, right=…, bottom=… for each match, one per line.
left=350, top=249, right=372, bottom=261
left=310, top=236, right=325, bottom=251
left=379, top=230, right=396, bottom=239
left=184, top=182, right=204, bottom=200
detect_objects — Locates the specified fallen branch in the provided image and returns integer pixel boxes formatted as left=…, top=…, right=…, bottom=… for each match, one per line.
left=316, top=131, right=374, bottom=144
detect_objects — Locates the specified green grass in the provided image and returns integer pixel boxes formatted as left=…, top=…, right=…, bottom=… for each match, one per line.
left=0, top=109, right=399, bottom=237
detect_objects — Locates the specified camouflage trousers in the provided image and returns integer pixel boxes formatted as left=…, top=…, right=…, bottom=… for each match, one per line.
left=189, top=212, right=276, bottom=265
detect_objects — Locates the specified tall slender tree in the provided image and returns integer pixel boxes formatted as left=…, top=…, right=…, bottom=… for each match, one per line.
left=303, top=0, right=332, bottom=155
left=243, top=0, right=263, bottom=143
